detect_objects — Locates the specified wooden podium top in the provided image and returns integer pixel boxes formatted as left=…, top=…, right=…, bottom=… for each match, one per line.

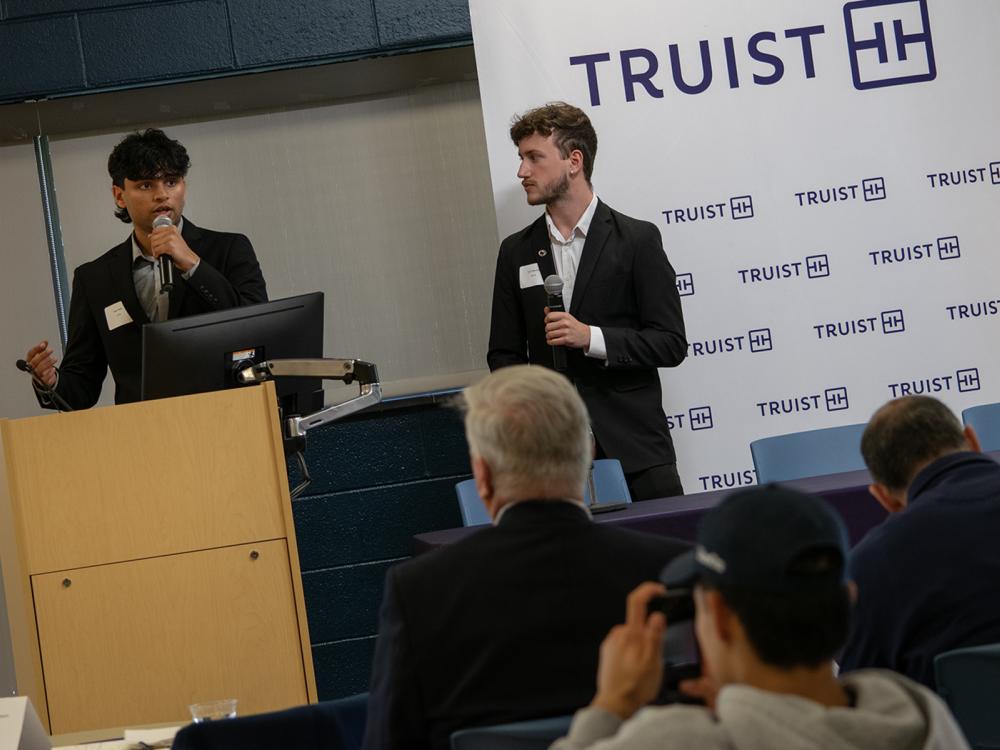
left=0, top=383, right=292, bottom=574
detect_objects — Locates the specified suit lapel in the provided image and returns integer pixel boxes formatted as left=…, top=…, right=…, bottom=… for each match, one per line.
left=569, top=200, right=611, bottom=316
left=527, top=217, right=556, bottom=280
left=109, top=237, right=150, bottom=325
left=168, top=217, right=197, bottom=318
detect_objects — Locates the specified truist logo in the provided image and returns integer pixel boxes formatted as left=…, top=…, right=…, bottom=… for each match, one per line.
left=738, top=254, right=830, bottom=285
left=676, top=272, right=695, bottom=297
left=568, top=0, right=935, bottom=105
left=756, top=386, right=850, bottom=417
left=868, top=235, right=960, bottom=266
left=688, top=328, right=773, bottom=357
left=698, top=469, right=757, bottom=492
left=665, top=405, right=715, bottom=431
left=888, top=367, right=981, bottom=398
left=661, top=195, right=754, bottom=226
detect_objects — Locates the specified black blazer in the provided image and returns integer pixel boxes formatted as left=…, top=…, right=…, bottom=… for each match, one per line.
left=487, top=201, right=687, bottom=473
left=44, top=218, right=267, bottom=409
left=362, top=501, right=690, bottom=750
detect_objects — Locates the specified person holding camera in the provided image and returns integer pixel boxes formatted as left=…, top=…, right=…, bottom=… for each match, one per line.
left=553, top=485, right=968, bottom=750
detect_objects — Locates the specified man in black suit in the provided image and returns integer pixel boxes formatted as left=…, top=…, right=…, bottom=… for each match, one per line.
left=25, top=129, right=267, bottom=409
left=488, top=102, right=687, bottom=500
left=363, top=365, right=689, bottom=750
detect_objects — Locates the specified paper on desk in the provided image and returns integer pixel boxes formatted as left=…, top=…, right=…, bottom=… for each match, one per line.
left=123, top=726, right=181, bottom=744
left=53, top=742, right=127, bottom=750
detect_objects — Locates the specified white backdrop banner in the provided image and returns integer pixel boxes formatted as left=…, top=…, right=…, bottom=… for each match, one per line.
left=469, top=0, right=1000, bottom=493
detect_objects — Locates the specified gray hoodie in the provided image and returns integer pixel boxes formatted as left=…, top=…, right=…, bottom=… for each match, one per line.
left=552, top=670, right=969, bottom=750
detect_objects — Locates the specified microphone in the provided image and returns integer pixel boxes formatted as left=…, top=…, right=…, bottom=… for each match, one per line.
left=152, top=214, right=174, bottom=293
left=543, top=274, right=568, bottom=373
left=15, top=359, right=73, bottom=412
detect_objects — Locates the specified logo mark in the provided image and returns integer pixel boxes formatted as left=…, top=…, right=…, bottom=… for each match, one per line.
left=991, top=162, right=1000, bottom=185
left=862, top=177, right=887, bottom=201
left=730, top=195, right=754, bottom=220
left=844, top=0, right=936, bottom=90
left=881, top=309, right=906, bottom=334
left=689, top=406, right=714, bottom=431
left=956, top=368, right=981, bottom=392
left=806, top=254, right=830, bottom=278
left=825, top=387, right=850, bottom=411
left=937, top=236, right=960, bottom=261
left=748, top=328, right=773, bottom=352
left=676, top=273, right=695, bottom=297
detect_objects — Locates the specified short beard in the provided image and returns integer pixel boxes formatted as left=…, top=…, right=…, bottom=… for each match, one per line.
left=527, top=171, right=571, bottom=206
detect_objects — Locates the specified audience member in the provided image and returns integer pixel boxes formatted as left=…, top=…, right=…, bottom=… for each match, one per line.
left=362, top=365, right=689, bottom=750
left=840, top=395, right=1000, bottom=687
left=553, top=485, right=969, bottom=749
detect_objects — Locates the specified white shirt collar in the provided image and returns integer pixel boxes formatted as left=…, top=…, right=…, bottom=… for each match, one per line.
left=545, top=193, right=599, bottom=245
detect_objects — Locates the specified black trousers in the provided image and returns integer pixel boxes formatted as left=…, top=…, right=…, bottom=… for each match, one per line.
left=626, top=462, right=684, bottom=501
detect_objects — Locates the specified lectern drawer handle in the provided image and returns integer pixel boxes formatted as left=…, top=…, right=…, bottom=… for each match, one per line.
left=250, top=550, right=259, bottom=560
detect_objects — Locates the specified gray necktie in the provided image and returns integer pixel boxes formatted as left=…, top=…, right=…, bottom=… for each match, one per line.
left=133, top=256, right=159, bottom=322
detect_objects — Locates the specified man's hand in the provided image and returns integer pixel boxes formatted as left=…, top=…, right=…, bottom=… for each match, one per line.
left=25, top=341, right=57, bottom=387
left=591, top=581, right=667, bottom=720
left=150, top=224, right=199, bottom=273
left=544, top=308, right=591, bottom=350
left=680, top=675, right=721, bottom=710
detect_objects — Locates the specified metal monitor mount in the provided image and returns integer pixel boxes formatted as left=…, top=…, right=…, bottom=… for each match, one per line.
left=237, top=358, right=382, bottom=497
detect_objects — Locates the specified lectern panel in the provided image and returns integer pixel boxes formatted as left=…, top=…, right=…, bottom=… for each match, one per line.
left=33, top=539, right=309, bottom=734
left=4, top=385, right=288, bottom=573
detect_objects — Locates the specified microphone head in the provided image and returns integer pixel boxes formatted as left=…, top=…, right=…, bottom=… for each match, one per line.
left=152, top=214, right=173, bottom=230
left=543, top=274, right=564, bottom=296
left=15, top=359, right=29, bottom=372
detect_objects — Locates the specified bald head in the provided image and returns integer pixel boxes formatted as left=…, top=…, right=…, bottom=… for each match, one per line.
left=861, top=396, right=970, bottom=492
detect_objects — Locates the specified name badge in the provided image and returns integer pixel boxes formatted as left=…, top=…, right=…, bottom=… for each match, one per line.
left=104, top=301, right=133, bottom=331
left=519, top=263, right=543, bottom=289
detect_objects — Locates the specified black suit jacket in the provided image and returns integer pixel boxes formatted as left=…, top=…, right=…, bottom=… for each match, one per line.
left=487, top=201, right=687, bottom=473
left=362, top=501, right=690, bottom=750
left=43, top=218, right=267, bottom=409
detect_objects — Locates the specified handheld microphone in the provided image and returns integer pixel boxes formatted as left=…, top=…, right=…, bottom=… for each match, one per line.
left=15, top=359, right=73, bottom=412
left=152, top=214, right=174, bottom=293
left=543, top=274, right=568, bottom=373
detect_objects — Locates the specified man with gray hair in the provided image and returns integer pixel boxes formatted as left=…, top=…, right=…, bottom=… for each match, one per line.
left=840, top=395, right=1000, bottom=688
left=363, top=365, right=688, bottom=750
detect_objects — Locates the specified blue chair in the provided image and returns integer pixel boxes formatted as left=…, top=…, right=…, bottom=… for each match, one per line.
left=451, top=715, right=573, bottom=749
left=172, top=692, right=368, bottom=750
left=962, top=403, right=1000, bottom=452
left=935, top=643, right=1000, bottom=749
left=455, top=459, right=632, bottom=527
left=750, top=423, right=867, bottom=484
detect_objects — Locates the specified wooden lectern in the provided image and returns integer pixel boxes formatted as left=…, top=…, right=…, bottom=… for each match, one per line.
left=0, top=383, right=317, bottom=734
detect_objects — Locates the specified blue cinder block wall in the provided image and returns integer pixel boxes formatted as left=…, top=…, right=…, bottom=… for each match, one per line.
left=0, top=0, right=473, bottom=103
left=288, top=394, right=470, bottom=698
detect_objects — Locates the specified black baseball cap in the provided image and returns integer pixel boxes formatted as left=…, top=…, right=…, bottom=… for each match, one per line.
left=661, top=484, right=849, bottom=594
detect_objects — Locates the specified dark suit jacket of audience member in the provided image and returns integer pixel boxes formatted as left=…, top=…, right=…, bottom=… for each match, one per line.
left=487, top=201, right=687, bottom=475
left=841, top=452, right=1000, bottom=688
left=44, top=218, right=267, bottom=410
left=362, top=500, right=690, bottom=750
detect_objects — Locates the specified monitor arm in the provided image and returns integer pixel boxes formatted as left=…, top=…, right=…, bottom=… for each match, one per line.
left=236, top=358, right=382, bottom=498
left=237, top=358, right=382, bottom=437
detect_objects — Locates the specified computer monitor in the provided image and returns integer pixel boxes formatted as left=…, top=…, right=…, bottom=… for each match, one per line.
left=141, top=292, right=325, bottom=416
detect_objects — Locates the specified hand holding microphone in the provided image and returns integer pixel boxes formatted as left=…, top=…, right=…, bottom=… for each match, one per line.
left=544, top=274, right=591, bottom=370
left=149, top=213, right=198, bottom=291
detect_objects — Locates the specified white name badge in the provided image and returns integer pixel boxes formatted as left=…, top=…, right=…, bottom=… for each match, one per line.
left=104, top=301, right=133, bottom=331
left=519, top=263, right=543, bottom=289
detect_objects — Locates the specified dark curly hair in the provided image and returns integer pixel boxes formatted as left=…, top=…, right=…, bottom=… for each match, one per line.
left=108, top=129, right=190, bottom=223
left=509, top=102, right=597, bottom=183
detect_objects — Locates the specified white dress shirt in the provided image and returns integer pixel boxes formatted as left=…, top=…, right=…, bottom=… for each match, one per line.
left=544, top=193, right=607, bottom=360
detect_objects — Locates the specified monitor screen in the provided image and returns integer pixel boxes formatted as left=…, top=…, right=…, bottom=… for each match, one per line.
left=141, top=292, right=325, bottom=416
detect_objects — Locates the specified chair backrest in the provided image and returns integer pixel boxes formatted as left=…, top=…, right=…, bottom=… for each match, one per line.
left=450, top=715, right=573, bottom=750
left=750, top=423, right=867, bottom=484
left=962, top=403, right=1000, bottom=452
left=935, top=643, right=1000, bottom=748
left=171, top=692, right=368, bottom=750
left=454, top=459, right=633, bottom=527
